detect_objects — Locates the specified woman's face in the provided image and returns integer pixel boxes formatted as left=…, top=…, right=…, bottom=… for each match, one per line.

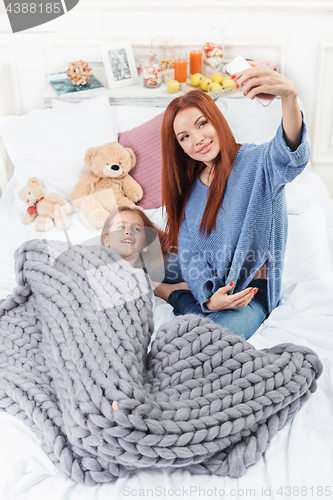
left=104, top=211, right=147, bottom=260
left=173, top=106, right=220, bottom=166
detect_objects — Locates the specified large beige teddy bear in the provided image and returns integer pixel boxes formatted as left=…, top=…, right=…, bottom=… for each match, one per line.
left=19, top=177, right=71, bottom=232
left=70, top=142, right=143, bottom=230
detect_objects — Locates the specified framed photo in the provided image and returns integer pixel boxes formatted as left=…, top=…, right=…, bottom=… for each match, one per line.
left=100, top=42, right=139, bottom=89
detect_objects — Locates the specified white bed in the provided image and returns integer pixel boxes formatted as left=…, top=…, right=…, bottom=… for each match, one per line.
left=0, top=95, right=333, bottom=500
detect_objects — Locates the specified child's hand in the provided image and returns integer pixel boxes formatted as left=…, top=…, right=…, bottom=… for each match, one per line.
left=205, top=282, right=257, bottom=311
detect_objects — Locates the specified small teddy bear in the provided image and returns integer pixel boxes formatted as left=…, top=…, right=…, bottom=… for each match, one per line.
left=19, top=177, right=71, bottom=232
left=70, top=142, right=143, bottom=230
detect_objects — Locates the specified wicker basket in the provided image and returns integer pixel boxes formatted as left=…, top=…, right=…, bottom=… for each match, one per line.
left=161, top=67, right=241, bottom=100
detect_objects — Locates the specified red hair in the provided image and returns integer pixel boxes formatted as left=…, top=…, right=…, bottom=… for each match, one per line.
left=161, top=90, right=241, bottom=250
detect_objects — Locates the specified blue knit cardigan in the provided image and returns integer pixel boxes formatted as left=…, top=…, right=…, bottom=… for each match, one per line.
left=178, top=116, right=310, bottom=315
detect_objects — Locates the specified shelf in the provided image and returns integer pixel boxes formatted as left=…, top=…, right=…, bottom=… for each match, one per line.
left=42, top=64, right=243, bottom=108
left=43, top=65, right=183, bottom=107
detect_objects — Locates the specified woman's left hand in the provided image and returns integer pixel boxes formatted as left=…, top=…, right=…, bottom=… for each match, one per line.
left=233, top=61, right=297, bottom=100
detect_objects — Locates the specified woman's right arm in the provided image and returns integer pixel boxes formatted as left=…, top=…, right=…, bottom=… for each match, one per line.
left=234, top=63, right=310, bottom=199
left=235, top=62, right=303, bottom=151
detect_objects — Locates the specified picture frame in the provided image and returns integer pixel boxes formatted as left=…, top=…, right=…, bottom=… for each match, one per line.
left=100, top=42, right=139, bottom=89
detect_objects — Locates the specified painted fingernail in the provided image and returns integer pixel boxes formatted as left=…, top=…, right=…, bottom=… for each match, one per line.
left=231, top=75, right=236, bottom=79
left=229, top=281, right=234, bottom=287
left=254, top=288, right=258, bottom=294
left=243, top=92, right=247, bottom=96
left=236, top=83, right=239, bottom=89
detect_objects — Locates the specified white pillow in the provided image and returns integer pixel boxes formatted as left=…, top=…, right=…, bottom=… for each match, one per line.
left=216, top=96, right=282, bottom=145
left=109, top=105, right=165, bottom=133
left=215, top=96, right=309, bottom=146
left=52, top=99, right=165, bottom=133
left=0, top=96, right=117, bottom=200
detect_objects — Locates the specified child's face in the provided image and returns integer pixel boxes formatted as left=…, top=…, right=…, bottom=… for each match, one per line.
left=104, top=211, right=147, bottom=260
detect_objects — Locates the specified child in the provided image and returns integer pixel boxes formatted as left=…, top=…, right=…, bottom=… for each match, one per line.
left=101, top=206, right=168, bottom=279
left=101, top=206, right=169, bottom=411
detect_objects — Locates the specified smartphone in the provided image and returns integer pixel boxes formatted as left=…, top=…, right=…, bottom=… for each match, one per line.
left=224, top=55, right=276, bottom=107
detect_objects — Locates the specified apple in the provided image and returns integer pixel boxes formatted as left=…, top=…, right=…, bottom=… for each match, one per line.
left=190, top=73, right=203, bottom=86
left=200, top=78, right=212, bottom=91
left=166, top=79, right=180, bottom=94
left=207, top=81, right=222, bottom=92
left=211, top=74, right=224, bottom=84
left=222, top=76, right=236, bottom=89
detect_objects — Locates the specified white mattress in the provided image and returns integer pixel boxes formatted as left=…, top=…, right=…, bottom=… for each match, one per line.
left=1, top=101, right=333, bottom=498
left=1, top=173, right=333, bottom=499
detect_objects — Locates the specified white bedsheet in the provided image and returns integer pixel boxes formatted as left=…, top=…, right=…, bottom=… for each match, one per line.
left=1, top=172, right=333, bottom=500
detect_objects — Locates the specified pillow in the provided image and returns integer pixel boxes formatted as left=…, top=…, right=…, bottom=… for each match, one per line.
left=53, top=99, right=165, bottom=135
left=216, top=95, right=310, bottom=146
left=118, top=111, right=164, bottom=209
left=0, top=96, right=117, bottom=200
left=216, top=96, right=283, bottom=145
left=112, top=106, right=165, bottom=134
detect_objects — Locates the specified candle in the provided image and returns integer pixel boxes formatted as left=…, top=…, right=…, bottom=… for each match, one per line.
left=190, top=49, right=202, bottom=75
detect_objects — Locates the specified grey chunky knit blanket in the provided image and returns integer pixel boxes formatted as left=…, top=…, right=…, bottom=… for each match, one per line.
left=0, top=239, right=322, bottom=486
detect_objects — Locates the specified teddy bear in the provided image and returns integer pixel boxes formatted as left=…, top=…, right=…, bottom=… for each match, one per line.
left=19, top=177, right=71, bottom=232
left=70, top=142, right=143, bottom=230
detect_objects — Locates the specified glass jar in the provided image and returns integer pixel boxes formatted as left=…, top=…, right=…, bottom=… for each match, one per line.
left=142, top=41, right=162, bottom=88
left=203, top=27, right=223, bottom=72
left=203, top=42, right=223, bottom=71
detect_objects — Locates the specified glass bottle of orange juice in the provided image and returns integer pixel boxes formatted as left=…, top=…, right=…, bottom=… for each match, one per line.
left=173, top=50, right=188, bottom=83
left=189, top=48, right=202, bottom=75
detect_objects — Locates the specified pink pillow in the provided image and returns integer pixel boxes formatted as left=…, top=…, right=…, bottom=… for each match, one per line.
left=118, top=112, right=164, bottom=209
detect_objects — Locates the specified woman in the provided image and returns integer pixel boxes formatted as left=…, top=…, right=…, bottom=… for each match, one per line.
left=154, top=62, right=310, bottom=340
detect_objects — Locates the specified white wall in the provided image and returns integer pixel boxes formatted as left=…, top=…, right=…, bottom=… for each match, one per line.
left=0, top=0, right=333, bottom=194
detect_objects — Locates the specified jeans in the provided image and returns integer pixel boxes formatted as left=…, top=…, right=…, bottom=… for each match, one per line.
left=163, top=253, right=268, bottom=340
